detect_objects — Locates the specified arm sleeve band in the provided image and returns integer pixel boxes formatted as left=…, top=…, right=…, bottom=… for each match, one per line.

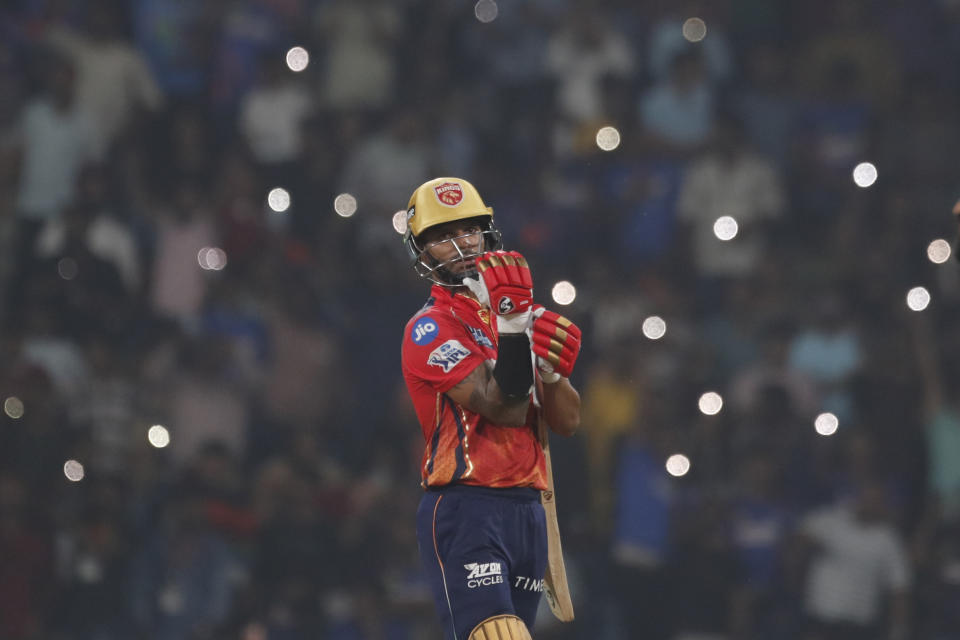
left=493, top=333, right=533, bottom=400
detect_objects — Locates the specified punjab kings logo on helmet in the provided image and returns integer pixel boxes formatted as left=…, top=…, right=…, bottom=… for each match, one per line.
left=403, top=177, right=503, bottom=286
left=434, top=182, right=464, bottom=207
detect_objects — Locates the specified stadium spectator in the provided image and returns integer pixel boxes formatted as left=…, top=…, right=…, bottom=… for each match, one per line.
left=609, top=413, right=675, bottom=640
left=731, top=40, right=798, bottom=169
left=638, top=48, right=715, bottom=156
left=798, top=477, right=912, bottom=640
left=128, top=485, right=246, bottom=640
left=728, top=449, right=800, bottom=640
left=912, top=312, right=960, bottom=521
left=238, top=50, right=314, bottom=176
left=164, top=338, right=252, bottom=467
left=337, top=110, right=430, bottom=252
left=35, top=163, right=142, bottom=294
left=580, top=350, right=643, bottom=527
left=147, top=177, right=218, bottom=323
left=0, top=470, right=54, bottom=640
left=6, top=50, right=101, bottom=320
left=313, top=0, right=403, bottom=112
left=795, top=0, right=902, bottom=113
left=544, top=8, right=635, bottom=125
left=676, top=110, right=785, bottom=294
left=646, top=0, right=735, bottom=85
left=787, top=293, right=862, bottom=423
left=132, top=0, right=212, bottom=98
left=0, top=2, right=957, bottom=639
left=44, top=2, right=163, bottom=148
left=51, top=505, right=132, bottom=639
left=730, top=321, right=819, bottom=421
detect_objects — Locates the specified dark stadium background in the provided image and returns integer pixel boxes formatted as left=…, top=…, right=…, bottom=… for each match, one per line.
left=1, top=1, right=959, bottom=639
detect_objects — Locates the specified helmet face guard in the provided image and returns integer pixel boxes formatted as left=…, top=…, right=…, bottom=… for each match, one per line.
left=402, top=178, right=503, bottom=287
left=406, top=223, right=503, bottom=286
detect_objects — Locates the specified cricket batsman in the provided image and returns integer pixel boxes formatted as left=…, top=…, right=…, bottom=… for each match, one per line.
left=400, top=177, right=582, bottom=639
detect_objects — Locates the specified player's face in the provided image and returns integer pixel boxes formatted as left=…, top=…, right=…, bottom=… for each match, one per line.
left=422, top=220, right=485, bottom=276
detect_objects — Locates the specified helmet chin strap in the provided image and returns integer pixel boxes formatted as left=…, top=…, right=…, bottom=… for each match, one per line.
left=442, top=265, right=478, bottom=285
left=420, top=251, right=479, bottom=287
left=409, top=226, right=502, bottom=286
left=415, top=232, right=487, bottom=287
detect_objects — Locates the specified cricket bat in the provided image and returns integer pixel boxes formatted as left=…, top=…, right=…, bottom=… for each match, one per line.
left=538, top=420, right=575, bottom=622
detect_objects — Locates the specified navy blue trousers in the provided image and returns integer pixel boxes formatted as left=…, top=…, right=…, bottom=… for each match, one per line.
left=416, top=485, right=548, bottom=640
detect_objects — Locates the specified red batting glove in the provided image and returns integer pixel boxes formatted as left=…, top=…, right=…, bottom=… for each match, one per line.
left=529, top=305, right=581, bottom=382
left=463, top=250, right=534, bottom=334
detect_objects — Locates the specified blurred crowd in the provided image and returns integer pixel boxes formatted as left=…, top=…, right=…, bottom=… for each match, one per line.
left=1, top=0, right=960, bottom=639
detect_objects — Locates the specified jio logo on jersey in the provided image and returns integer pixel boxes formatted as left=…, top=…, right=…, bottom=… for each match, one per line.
left=412, top=317, right=439, bottom=345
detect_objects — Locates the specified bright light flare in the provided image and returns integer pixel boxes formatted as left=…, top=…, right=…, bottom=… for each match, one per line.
left=4, top=396, right=24, bottom=419
left=334, top=193, right=357, bottom=218
left=906, top=286, right=930, bottom=311
left=198, top=247, right=227, bottom=271
left=682, top=17, right=707, bottom=42
left=666, top=453, right=691, bottom=477
left=267, top=187, right=290, bottom=212
left=698, top=391, right=723, bottom=415
left=927, top=239, right=951, bottom=264
left=285, top=46, right=309, bottom=72
left=642, top=316, right=667, bottom=340
left=474, top=0, right=498, bottom=22
left=852, top=162, right=878, bottom=188
left=64, top=459, right=85, bottom=482
left=392, top=210, right=408, bottom=234
left=551, top=281, right=577, bottom=305
left=596, top=126, right=621, bottom=151
left=58, top=257, right=78, bottom=280
left=713, top=216, right=738, bottom=241
left=814, top=412, right=839, bottom=436
left=148, top=424, right=171, bottom=448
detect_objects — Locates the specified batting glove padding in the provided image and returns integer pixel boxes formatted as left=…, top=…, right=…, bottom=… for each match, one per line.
left=530, top=306, right=581, bottom=382
left=463, top=250, right=534, bottom=334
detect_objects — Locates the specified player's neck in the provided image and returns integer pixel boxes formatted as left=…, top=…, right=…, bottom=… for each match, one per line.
left=458, top=286, right=478, bottom=302
left=449, top=284, right=479, bottom=303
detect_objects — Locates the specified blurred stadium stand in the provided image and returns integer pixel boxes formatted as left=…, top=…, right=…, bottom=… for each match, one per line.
left=1, top=1, right=960, bottom=639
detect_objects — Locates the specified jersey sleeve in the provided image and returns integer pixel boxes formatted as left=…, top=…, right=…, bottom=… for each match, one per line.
left=402, top=310, right=488, bottom=393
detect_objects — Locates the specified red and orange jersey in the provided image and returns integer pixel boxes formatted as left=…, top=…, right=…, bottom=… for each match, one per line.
left=401, top=285, right=547, bottom=491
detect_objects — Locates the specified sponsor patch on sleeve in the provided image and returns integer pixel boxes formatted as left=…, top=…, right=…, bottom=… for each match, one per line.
left=428, top=339, right=471, bottom=373
left=468, top=326, right=493, bottom=348
left=411, top=316, right=439, bottom=345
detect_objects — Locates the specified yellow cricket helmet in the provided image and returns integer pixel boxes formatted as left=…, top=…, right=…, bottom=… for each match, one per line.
left=403, top=177, right=503, bottom=285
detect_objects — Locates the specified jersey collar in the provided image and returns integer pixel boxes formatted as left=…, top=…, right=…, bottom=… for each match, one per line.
left=430, top=283, right=478, bottom=306
left=429, top=284, right=490, bottom=327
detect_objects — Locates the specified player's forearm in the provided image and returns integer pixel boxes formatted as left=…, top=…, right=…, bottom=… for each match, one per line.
left=448, top=361, right=530, bottom=427
left=541, top=378, right=580, bottom=436
left=483, top=331, right=535, bottom=426
left=477, top=373, right=531, bottom=427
